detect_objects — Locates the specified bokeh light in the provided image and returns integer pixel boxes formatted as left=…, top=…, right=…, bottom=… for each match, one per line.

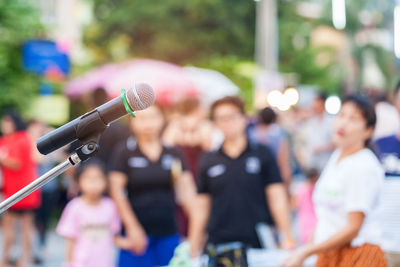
left=325, top=95, right=341, bottom=115
left=283, top=87, right=300, bottom=106
left=332, top=0, right=346, bottom=30
left=267, top=88, right=299, bottom=111
left=267, top=90, right=283, bottom=108
left=277, top=101, right=291, bottom=111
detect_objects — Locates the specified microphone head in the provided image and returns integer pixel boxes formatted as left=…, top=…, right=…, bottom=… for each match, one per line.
left=126, top=83, right=156, bottom=111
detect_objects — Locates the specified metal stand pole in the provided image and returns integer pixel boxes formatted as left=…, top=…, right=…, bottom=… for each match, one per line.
left=0, top=142, right=98, bottom=214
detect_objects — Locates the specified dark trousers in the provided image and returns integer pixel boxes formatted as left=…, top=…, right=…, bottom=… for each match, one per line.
left=35, top=190, right=58, bottom=247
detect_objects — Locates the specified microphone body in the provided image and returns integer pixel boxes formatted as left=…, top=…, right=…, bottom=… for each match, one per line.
left=37, top=97, right=125, bottom=155
left=37, top=83, right=155, bottom=155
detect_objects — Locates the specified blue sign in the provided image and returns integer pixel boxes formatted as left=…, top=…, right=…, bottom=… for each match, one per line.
left=22, top=40, right=70, bottom=75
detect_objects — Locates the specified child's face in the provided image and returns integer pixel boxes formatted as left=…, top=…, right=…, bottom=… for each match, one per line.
left=79, top=166, right=107, bottom=199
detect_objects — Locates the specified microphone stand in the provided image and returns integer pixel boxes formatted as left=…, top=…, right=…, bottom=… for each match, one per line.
left=0, top=142, right=99, bottom=214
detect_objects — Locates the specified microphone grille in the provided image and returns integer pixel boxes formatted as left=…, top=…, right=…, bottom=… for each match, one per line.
left=126, top=83, right=156, bottom=111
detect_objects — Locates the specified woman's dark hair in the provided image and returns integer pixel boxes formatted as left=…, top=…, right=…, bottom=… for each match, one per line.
left=2, top=111, right=26, bottom=131
left=258, top=107, right=277, bottom=125
left=75, top=157, right=107, bottom=183
left=91, top=88, right=109, bottom=108
left=316, top=92, right=328, bottom=102
left=305, top=168, right=319, bottom=180
left=342, top=94, right=376, bottom=150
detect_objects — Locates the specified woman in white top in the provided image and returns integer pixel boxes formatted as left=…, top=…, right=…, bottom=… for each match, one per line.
left=285, top=95, right=387, bottom=267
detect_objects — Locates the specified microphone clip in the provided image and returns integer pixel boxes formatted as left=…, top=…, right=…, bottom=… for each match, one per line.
left=74, top=142, right=99, bottom=163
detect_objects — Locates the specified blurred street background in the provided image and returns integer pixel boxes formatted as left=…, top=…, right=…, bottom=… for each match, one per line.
left=0, top=0, right=399, bottom=266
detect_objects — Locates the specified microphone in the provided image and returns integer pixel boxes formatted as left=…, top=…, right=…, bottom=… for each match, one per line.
left=37, top=83, right=155, bottom=155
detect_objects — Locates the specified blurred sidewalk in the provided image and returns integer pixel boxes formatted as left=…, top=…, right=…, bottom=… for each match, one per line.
left=0, top=229, right=64, bottom=266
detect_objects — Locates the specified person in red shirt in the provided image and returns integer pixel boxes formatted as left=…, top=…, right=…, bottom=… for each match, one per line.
left=0, top=112, right=40, bottom=267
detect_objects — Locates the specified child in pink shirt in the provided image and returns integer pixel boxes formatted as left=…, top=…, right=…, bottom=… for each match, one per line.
left=295, top=169, right=318, bottom=244
left=57, top=159, right=128, bottom=267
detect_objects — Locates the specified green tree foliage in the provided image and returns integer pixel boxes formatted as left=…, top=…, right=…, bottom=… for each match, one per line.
left=318, top=0, right=397, bottom=91
left=0, top=0, right=42, bottom=115
left=278, top=1, right=343, bottom=94
left=196, top=55, right=255, bottom=110
left=86, top=0, right=256, bottom=65
left=85, top=0, right=398, bottom=99
left=85, top=0, right=351, bottom=98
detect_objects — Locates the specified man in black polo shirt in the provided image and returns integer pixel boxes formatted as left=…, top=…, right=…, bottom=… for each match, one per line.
left=189, top=96, right=293, bottom=265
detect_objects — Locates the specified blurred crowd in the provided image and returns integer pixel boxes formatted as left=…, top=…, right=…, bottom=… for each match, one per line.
left=1, top=83, right=400, bottom=267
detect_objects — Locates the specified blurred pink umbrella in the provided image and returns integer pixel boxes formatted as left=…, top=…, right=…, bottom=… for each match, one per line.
left=65, top=59, right=199, bottom=106
left=65, top=63, right=121, bottom=97
left=104, top=59, right=199, bottom=105
left=184, top=66, right=239, bottom=105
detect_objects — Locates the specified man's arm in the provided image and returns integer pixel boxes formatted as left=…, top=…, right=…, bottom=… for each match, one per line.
left=277, top=139, right=292, bottom=191
left=173, top=170, right=197, bottom=216
left=265, top=183, right=294, bottom=248
left=188, top=194, right=211, bottom=257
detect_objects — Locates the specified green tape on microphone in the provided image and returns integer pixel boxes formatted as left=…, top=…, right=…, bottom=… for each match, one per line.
left=121, top=89, right=136, bottom=117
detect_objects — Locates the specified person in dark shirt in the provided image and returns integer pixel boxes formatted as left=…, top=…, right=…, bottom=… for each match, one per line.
left=109, top=104, right=196, bottom=267
left=189, top=96, right=294, bottom=265
left=248, top=107, right=292, bottom=193
left=163, top=98, right=219, bottom=236
left=64, top=88, right=130, bottom=198
left=66, top=88, right=130, bottom=167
